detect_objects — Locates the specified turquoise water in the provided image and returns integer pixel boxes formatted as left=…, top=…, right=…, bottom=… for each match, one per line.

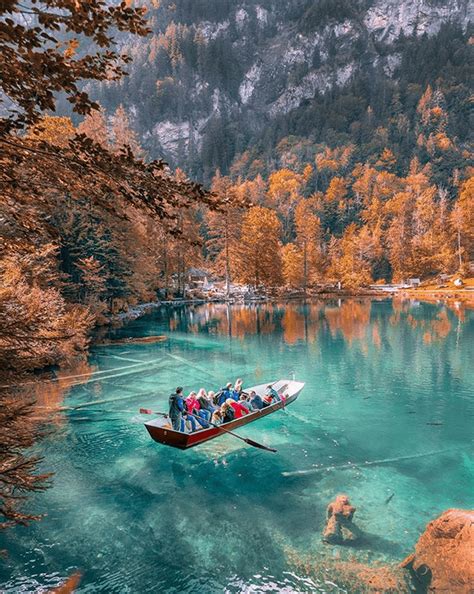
left=1, top=299, right=473, bottom=593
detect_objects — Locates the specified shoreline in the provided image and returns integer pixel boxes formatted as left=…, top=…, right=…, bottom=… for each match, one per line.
left=106, top=288, right=473, bottom=326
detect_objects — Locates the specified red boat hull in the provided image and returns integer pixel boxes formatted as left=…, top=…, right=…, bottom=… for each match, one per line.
left=144, top=386, right=301, bottom=449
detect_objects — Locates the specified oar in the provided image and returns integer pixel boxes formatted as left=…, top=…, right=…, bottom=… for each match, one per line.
left=139, top=408, right=277, bottom=453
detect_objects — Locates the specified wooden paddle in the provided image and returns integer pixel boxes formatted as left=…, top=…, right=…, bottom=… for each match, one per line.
left=139, top=408, right=277, bottom=453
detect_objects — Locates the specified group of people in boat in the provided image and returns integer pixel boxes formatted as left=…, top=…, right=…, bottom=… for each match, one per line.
left=168, top=380, right=283, bottom=433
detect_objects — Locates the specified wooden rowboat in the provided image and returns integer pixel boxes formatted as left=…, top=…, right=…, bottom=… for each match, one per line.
left=144, top=379, right=305, bottom=449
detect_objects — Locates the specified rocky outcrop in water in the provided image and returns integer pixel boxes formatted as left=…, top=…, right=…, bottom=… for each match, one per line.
left=322, top=494, right=361, bottom=544
left=401, top=509, right=474, bottom=592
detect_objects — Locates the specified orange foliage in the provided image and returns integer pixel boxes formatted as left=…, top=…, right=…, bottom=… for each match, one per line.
left=235, top=206, right=282, bottom=287
left=26, top=116, right=75, bottom=148
left=315, top=145, right=354, bottom=172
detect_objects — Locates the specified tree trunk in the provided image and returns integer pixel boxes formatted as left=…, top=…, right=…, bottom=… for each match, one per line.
left=225, top=209, right=230, bottom=298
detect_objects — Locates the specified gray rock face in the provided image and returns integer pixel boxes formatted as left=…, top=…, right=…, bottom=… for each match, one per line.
left=364, top=0, right=473, bottom=43
left=139, top=0, right=471, bottom=161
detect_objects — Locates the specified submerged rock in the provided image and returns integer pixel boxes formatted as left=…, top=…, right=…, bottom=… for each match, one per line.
left=401, top=509, right=474, bottom=592
left=322, top=494, right=361, bottom=544
left=50, top=572, right=81, bottom=593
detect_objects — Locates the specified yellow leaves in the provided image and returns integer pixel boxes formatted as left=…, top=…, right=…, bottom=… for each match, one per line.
left=63, top=38, right=79, bottom=60
left=26, top=116, right=75, bottom=148
left=417, top=85, right=433, bottom=114
left=430, top=106, right=444, bottom=118
left=281, top=243, right=304, bottom=287
left=303, top=164, right=313, bottom=181
left=325, top=176, right=348, bottom=204
left=433, top=132, right=453, bottom=151
left=267, top=169, right=303, bottom=204
left=233, top=175, right=267, bottom=206
left=375, top=148, right=397, bottom=171
left=294, top=198, right=321, bottom=243
left=235, top=206, right=282, bottom=286
left=327, top=223, right=374, bottom=289
left=159, top=22, right=188, bottom=67
left=77, top=106, right=108, bottom=147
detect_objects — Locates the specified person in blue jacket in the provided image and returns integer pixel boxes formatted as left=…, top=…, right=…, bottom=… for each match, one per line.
left=263, top=384, right=281, bottom=407
left=216, top=382, right=233, bottom=406
left=168, top=386, right=185, bottom=431
left=249, top=390, right=264, bottom=410
left=168, top=387, right=198, bottom=432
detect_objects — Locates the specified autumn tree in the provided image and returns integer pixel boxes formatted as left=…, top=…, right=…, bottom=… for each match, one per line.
left=328, top=224, right=373, bottom=289
left=281, top=243, right=304, bottom=287
left=235, top=207, right=283, bottom=287
left=233, top=175, right=267, bottom=206
left=320, top=176, right=351, bottom=235
left=451, top=177, right=474, bottom=273
left=294, top=198, right=323, bottom=290
left=315, top=145, right=355, bottom=189
left=353, top=165, right=401, bottom=279
left=385, top=190, right=416, bottom=281
left=411, top=185, right=453, bottom=275
left=267, top=169, right=304, bottom=242
left=206, top=172, right=247, bottom=295
left=77, top=106, right=109, bottom=148
left=26, top=116, right=75, bottom=148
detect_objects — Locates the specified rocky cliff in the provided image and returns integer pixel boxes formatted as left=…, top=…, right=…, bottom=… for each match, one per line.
left=90, top=0, right=472, bottom=179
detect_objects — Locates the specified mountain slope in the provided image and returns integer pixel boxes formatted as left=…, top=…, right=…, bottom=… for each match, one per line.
left=89, top=0, right=473, bottom=181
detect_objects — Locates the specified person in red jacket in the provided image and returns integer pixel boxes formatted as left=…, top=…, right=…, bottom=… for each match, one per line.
left=186, top=391, right=210, bottom=427
left=228, top=398, right=249, bottom=419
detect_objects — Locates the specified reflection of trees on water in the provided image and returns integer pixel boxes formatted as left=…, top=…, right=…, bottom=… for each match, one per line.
left=167, top=299, right=468, bottom=349
left=31, top=359, right=97, bottom=421
left=325, top=300, right=372, bottom=345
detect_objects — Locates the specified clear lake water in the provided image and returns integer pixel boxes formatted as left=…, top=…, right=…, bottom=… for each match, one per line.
left=1, top=298, right=473, bottom=593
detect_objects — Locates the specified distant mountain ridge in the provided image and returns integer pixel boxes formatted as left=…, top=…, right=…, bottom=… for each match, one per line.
left=87, top=0, right=473, bottom=181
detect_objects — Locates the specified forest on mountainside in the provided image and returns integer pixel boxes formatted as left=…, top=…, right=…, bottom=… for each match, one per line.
left=86, top=1, right=473, bottom=185
left=73, top=0, right=473, bottom=290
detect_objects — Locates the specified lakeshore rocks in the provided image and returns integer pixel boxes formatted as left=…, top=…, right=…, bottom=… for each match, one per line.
left=322, top=494, right=361, bottom=544
left=401, top=509, right=474, bottom=592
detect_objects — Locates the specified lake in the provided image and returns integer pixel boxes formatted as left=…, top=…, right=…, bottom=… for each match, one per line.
left=1, top=298, right=473, bottom=592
